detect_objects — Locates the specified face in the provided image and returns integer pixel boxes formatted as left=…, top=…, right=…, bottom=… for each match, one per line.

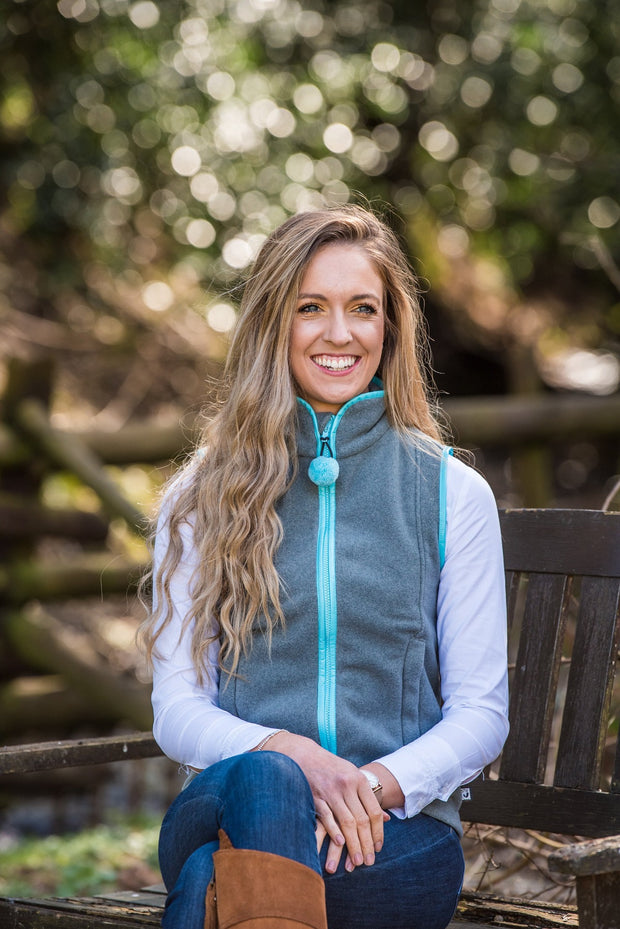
left=289, top=243, right=385, bottom=414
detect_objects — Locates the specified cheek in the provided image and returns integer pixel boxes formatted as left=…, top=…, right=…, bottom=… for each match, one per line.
left=288, top=324, right=306, bottom=379
left=371, top=319, right=385, bottom=358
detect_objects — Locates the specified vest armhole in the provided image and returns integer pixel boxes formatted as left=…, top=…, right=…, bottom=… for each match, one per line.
left=439, top=446, right=453, bottom=571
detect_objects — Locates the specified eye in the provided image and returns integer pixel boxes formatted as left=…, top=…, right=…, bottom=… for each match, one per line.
left=297, top=302, right=322, bottom=315
left=353, top=303, right=378, bottom=316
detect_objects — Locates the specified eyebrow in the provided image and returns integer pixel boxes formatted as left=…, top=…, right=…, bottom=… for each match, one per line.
left=297, top=292, right=382, bottom=302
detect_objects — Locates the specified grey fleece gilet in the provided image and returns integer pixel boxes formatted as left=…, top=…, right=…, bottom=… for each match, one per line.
left=219, top=388, right=462, bottom=834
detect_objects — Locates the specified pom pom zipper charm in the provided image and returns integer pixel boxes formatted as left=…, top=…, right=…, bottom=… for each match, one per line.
left=308, top=457, right=340, bottom=486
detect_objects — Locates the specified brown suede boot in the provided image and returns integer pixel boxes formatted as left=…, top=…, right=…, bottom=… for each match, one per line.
left=205, top=830, right=327, bottom=929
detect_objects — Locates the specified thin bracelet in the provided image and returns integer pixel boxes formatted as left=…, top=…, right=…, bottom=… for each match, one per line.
left=255, top=729, right=287, bottom=751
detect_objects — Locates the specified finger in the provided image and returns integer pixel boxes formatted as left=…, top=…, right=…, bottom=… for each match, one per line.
left=358, top=785, right=387, bottom=853
left=314, top=798, right=345, bottom=849
left=339, top=780, right=387, bottom=866
left=328, top=794, right=375, bottom=868
left=315, top=819, right=327, bottom=854
left=324, top=836, right=346, bottom=875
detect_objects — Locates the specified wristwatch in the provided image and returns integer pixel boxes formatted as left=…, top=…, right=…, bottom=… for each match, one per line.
left=361, top=769, right=383, bottom=804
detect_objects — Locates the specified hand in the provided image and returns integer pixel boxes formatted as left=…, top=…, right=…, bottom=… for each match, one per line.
left=254, top=731, right=389, bottom=874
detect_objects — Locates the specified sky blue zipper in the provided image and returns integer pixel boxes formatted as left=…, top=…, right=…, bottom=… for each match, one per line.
left=315, top=418, right=338, bottom=754
left=298, top=388, right=384, bottom=755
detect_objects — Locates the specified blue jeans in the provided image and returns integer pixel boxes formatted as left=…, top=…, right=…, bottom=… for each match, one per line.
left=158, top=752, right=464, bottom=929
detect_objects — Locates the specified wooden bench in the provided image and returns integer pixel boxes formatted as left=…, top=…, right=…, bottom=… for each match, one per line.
left=1, top=508, right=619, bottom=929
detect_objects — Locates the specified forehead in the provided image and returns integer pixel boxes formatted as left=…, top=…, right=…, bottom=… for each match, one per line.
left=298, top=243, right=384, bottom=295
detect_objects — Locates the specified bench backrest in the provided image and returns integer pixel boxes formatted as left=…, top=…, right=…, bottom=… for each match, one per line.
left=464, top=508, right=620, bottom=837
left=1, top=508, right=618, bottom=840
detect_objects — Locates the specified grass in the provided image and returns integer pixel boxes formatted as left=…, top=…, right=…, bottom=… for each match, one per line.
left=0, top=814, right=161, bottom=898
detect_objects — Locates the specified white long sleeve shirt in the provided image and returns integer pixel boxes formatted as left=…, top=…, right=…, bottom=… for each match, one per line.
left=151, top=452, right=509, bottom=818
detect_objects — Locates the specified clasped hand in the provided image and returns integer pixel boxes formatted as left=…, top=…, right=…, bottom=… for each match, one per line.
left=255, top=731, right=391, bottom=874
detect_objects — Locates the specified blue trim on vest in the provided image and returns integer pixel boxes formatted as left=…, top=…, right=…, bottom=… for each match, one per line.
left=297, top=389, right=385, bottom=754
left=315, top=414, right=337, bottom=753
left=439, top=446, right=453, bottom=571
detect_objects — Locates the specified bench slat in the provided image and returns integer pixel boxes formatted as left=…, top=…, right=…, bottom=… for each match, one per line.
left=614, top=728, right=620, bottom=795
left=0, top=891, right=579, bottom=929
left=500, top=509, right=620, bottom=577
left=0, top=733, right=161, bottom=774
left=453, top=891, right=578, bottom=928
left=554, top=575, right=620, bottom=789
left=505, top=570, right=520, bottom=633
left=500, top=573, right=570, bottom=784
left=0, top=896, right=162, bottom=927
left=463, top=779, right=620, bottom=837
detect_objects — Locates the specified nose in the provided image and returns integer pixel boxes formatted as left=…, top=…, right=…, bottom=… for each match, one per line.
left=325, top=308, right=352, bottom=345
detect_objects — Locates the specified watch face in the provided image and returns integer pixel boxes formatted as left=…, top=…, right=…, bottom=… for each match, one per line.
left=363, top=770, right=380, bottom=789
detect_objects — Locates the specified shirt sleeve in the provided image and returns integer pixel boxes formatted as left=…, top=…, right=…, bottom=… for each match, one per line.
left=150, top=499, right=282, bottom=770
left=374, top=454, right=510, bottom=818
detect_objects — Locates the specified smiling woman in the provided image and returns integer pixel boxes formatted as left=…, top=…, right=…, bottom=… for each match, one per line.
left=290, top=244, right=385, bottom=413
left=138, top=205, right=509, bottom=929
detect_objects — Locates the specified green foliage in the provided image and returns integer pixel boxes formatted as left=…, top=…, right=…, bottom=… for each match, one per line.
left=1, top=0, right=619, bottom=397
left=0, top=814, right=160, bottom=897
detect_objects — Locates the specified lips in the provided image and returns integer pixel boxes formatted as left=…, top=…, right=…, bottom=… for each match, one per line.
left=312, top=354, right=359, bottom=371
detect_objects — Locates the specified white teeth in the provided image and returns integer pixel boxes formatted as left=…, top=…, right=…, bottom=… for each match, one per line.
left=313, top=355, right=356, bottom=370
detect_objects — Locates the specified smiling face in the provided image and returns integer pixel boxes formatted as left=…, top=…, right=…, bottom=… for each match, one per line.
left=289, top=243, right=385, bottom=414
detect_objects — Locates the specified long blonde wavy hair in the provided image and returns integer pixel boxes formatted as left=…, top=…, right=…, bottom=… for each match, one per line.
left=139, top=205, right=445, bottom=683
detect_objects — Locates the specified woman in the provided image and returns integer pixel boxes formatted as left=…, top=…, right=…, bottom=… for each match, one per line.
left=140, top=205, right=509, bottom=929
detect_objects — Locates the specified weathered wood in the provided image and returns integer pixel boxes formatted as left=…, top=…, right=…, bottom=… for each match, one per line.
left=0, top=418, right=197, bottom=469
left=0, top=553, right=147, bottom=603
left=548, top=839, right=620, bottom=929
left=453, top=890, right=578, bottom=927
left=0, top=675, right=126, bottom=736
left=14, top=399, right=149, bottom=536
left=0, top=888, right=581, bottom=929
left=0, top=733, right=161, bottom=774
left=0, top=895, right=162, bottom=927
left=499, top=509, right=620, bottom=578
left=3, top=605, right=152, bottom=730
left=95, top=886, right=166, bottom=905
left=554, top=576, right=620, bottom=790
left=574, top=874, right=620, bottom=929
left=614, top=734, right=620, bottom=795
left=462, top=779, right=620, bottom=837
left=2, top=394, right=620, bottom=471
left=0, top=496, right=108, bottom=541
left=0, top=358, right=53, bottom=565
left=82, top=419, right=199, bottom=465
left=499, top=572, right=570, bottom=783
left=444, top=393, right=620, bottom=446
left=549, top=836, right=620, bottom=877
left=505, top=570, right=522, bottom=634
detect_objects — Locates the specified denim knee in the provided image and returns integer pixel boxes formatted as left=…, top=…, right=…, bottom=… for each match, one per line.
left=160, top=750, right=320, bottom=889
left=220, top=752, right=319, bottom=871
left=224, top=750, right=313, bottom=808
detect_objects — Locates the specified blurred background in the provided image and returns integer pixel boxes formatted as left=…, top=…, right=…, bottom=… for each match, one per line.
left=0, top=0, right=619, bottom=904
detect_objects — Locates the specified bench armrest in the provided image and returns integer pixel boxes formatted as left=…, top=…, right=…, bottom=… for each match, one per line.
left=549, top=836, right=620, bottom=929
left=549, top=835, right=620, bottom=877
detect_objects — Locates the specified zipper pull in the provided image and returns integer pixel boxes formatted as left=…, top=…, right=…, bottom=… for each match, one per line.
left=308, top=456, right=339, bottom=485
left=308, top=421, right=340, bottom=486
